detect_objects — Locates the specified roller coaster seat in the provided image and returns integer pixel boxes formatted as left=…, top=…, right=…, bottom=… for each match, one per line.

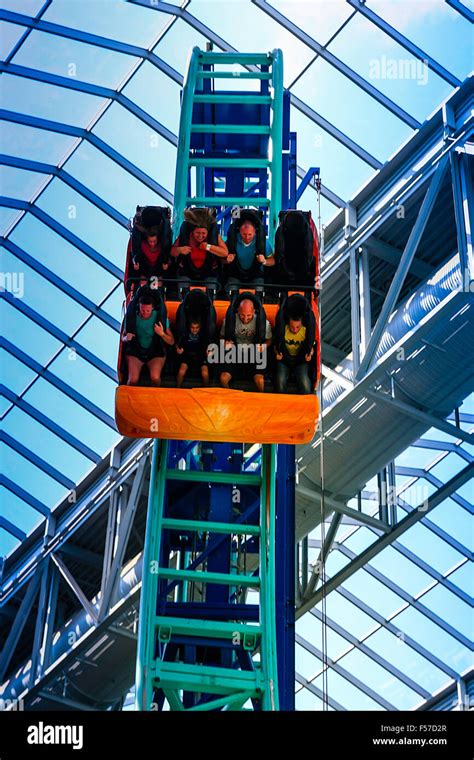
left=175, top=208, right=221, bottom=287
left=225, top=208, right=267, bottom=285
left=274, top=292, right=316, bottom=354
left=126, top=284, right=167, bottom=327
left=177, top=207, right=219, bottom=248
left=273, top=292, right=318, bottom=390
left=274, top=210, right=318, bottom=288
left=118, top=285, right=168, bottom=384
left=125, top=206, right=172, bottom=293
left=223, top=290, right=268, bottom=344
left=174, top=288, right=217, bottom=346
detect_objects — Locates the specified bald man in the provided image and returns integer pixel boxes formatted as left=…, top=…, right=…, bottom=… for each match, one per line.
left=219, top=298, right=272, bottom=391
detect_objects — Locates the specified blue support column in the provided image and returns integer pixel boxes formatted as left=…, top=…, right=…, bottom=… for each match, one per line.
left=275, top=444, right=296, bottom=710
left=289, top=131, right=297, bottom=209
left=202, top=443, right=237, bottom=607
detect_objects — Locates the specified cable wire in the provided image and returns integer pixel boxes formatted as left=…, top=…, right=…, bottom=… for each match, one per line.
left=316, top=176, right=329, bottom=710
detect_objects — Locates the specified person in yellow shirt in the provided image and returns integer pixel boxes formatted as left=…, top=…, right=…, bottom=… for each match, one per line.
left=274, top=316, right=313, bottom=394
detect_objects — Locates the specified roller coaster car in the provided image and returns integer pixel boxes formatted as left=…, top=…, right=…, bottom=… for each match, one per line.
left=116, top=203, right=320, bottom=444
left=124, top=206, right=172, bottom=294
left=115, top=291, right=319, bottom=443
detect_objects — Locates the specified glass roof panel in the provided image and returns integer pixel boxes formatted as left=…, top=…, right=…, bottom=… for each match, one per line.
left=0, top=489, right=41, bottom=536
left=448, top=562, right=473, bottom=591
left=325, top=593, right=379, bottom=640
left=150, top=16, right=216, bottom=75
left=298, top=619, right=353, bottom=663
left=3, top=406, right=94, bottom=481
left=421, top=426, right=464, bottom=444
left=367, top=0, right=472, bottom=81
left=0, top=525, right=23, bottom=557
left=60, top=137, right=172, bottom=218
left=368, top=545, right=434, bottom=597
left=342, top=568, right=408, bottom=618
left=1, top=249, right=91, bottom=334
left=0, top=122, right=78, bottom=166
left=0, top=165, right=49, bottom=202
left=366, top=627, right=450, bottom=694
left=295, top=642, right=320, bottom=675
left=298, top=184, right=337, bottom=230
left=1, top=300, right=63, bottom=366
left=0, top=208, right=21, bottom=237
left=289, top=107, right=375, bottom=201
left=397, top=477, right=438, bottom=506
left=0, top=398, right=12, bottom=417
left=395, top=445, right=441, bottom=470
left=325, top=547, right=351, bottom=577
left=186, top=0, right=315, bottom=86
left=291, top=56, right=413, bottom=164
left=456, top=480, right=473, bottom=503
left=393, top=606, right=472, bottom=673
left=341, top=525, right=378, bottom=554
left=34, top=176, right=127, bottom=270
left=12, top=30, right=137, bottom=88
left=101, top=287, right=126, bottom=321
left=270, top=0, right=353, bottom=48
left=1, top=72, right=107, bottom=126
left=0, top=349, right=37, bottom=396
left=428, top=499, right=474, bottom=551
left=398, top=522, right=467, bottom=572
left=1, top=0, right=45, bottom=14
left=1, top=442, right=65, bottom=506
left=336, top=647, right=422, bottom=709
left=0, top=22, right=27, bottom=60
left=9, top=215, right=120, bottom=304
left=315, top=668, right=383, bottom=710
left=327, top=9, right=453, bottom=123
left=420, top=585, right=473, bottom=640
left=42, top=0, right=170, bottom=47
left=295, top=688, right=325, bottom=710
left=428, top=451, right=468, bottom=481
left=121, top=61, right=182, bottom=133
left=23, top=379, right=118, bottom=456
left=75, top=316, right=120, bottom=369
left=48, top=349, right=117, bottom=419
